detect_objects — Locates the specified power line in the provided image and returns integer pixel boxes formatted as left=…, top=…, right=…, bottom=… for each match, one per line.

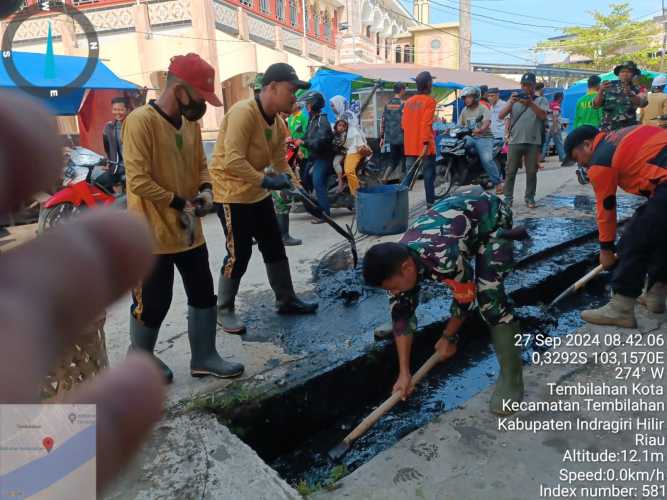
left=437, top=0, right=595, bottom=28
left=432, top=0, right=571, bottom=30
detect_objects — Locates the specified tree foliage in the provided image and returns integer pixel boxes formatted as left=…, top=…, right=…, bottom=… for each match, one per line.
left=535, top=3, right=661, bottom=70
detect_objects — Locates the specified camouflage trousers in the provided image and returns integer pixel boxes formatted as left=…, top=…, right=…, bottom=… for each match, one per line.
left=272, top=191, right=293, bottom=215
left=471, top=236, right=514, bottom=326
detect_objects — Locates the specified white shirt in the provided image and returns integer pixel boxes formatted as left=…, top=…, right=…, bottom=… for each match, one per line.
left=490, top=99, right=507, bottom=140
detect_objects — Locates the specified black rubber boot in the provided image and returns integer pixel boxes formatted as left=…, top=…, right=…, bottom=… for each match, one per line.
left=216, top=272, right=246, bottom=334
left=129, top=316, right=173, bottom=384
left=266, top=260, right=318, bottom=315
left=277, top=213, right=302, bottom=246
left=489, top=321, right=524, bottom=415
left=188, top=305, right=244, bottom=379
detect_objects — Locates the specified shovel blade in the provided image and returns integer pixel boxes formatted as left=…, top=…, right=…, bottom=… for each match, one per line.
left=328, top=441, right=350, bottom=461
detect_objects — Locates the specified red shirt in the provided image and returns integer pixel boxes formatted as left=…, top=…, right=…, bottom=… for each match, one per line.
left=402, top=94, right=436, bottom=156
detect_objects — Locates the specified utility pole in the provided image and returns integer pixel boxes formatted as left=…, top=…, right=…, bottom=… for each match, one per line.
left=459, top=0, right=471, bottom=71
left=661, top=0, right=666, bottom=72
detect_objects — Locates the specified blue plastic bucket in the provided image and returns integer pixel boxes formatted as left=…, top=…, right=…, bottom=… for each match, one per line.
left=356, top=184, right=409, bottom=236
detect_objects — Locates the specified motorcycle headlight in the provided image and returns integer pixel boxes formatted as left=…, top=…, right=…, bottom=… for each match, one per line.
left=69, top=165, right=89, bottom=184
left=449, top=129, right=457, bottom=137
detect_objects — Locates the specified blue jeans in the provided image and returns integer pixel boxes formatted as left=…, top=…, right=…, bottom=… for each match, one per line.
left=542, top=131, right=565, bottom=161
left=405, top=155, right=436, bottom=205
left=466, top=136, right=501, bottom=185
left=312, top=158, right=332, bottom=215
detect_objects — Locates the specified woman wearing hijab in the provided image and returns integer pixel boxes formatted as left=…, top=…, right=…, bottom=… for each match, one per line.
left=329, top=95, right=371, bottom=196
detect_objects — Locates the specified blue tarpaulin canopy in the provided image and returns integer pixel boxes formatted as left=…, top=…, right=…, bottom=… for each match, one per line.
left=307, top=67, right=466, bottom=122
left=0, top=52, right=138, bottom=115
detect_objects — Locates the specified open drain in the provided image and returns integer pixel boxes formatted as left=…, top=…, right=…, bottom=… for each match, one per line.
left=207, top=246, right=611, bottom=488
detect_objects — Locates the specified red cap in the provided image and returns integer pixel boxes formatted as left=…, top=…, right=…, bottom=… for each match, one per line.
left=168, top=53, right=222, bottom=107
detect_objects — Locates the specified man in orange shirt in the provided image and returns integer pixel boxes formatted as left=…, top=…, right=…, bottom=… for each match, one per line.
left=565, top=124, right=667, bottom=327
left=403, top=71, right=437, bottom=207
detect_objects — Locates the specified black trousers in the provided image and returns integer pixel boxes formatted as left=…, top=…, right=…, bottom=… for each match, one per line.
left=389, top=144, right=405, bottom=174
left=132, top=244, right=216, bottom=328
left=612, top=184, right=667, bottom=297
left=217, top=196, right=287, bottom=280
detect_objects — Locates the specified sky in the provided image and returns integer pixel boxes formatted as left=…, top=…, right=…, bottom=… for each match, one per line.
left=398, top=0, right=662, bottom=65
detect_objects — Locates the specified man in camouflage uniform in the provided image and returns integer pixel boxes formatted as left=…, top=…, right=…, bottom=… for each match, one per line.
left=363, top=189, right=528, bottom=415
left=594, top=61, right=648, bottom=131
left=271, top=103, right=306, bottom=246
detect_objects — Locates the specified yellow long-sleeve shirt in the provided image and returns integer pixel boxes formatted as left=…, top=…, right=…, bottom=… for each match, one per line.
left=123, top=102, right=211, bottom=254
left=210, top=97, right=292, bottom=204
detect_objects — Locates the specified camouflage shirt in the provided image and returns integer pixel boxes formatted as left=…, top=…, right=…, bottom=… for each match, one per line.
left=600, top=81, right=644, bottom=132
left=390, top=191, right=513, bottom=335
left=382, top=97, right=404, bottom=145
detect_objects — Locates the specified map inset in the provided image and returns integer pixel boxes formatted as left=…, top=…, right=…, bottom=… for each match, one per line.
left=0, top=404, right=96, bottom=499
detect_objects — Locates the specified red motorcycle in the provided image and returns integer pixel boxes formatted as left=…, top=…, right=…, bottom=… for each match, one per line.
left=37, top=147, right=125, bottom=233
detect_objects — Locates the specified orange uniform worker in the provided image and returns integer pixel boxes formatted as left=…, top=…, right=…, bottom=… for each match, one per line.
left=402, top=71, right=437, bottom=207
left=565, top=124, right=667, bottom=327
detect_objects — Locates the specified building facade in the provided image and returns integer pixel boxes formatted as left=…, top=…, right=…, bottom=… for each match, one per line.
left=393, top=22, right=459, bottom=69
left=7, top=0, right=343, bottom=135
left=336, top=0, right=412, bottom=65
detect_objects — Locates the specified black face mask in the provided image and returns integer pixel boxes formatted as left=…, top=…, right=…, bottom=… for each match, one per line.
left=177, top=90, right=207, bottom=121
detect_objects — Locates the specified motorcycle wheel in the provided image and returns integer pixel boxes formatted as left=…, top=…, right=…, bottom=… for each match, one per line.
left=434, top=159, right=455, bottom=199
left=37, top=202, right=76, bottom=233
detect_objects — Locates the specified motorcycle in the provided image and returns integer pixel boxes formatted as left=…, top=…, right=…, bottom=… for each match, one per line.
left=437, top=126, right=502, bottom=195
left=37, top=147, right=126, bottom=233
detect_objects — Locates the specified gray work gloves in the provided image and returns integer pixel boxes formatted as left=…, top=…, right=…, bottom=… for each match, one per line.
left=261, top=173, right=293, bottom=191
left=179, top=209, right=196, bottom=246
left=193, top=188, right=214, bottom=217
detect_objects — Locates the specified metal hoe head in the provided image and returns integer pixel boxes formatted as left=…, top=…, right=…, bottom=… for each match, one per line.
left=288, top=187, right=358, bottom=267
left=328, top=441, right=351, bottom=461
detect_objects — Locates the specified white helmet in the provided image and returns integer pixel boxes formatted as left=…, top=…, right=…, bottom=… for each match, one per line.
left=461, top=86, right=481, bottom=99
left=652, top=75, right=667, bottom=90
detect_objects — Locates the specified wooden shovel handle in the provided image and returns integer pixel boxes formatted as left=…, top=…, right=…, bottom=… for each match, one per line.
left=573, top=264, right=605, bottom=291
left=343, top=352, right=442, bottom=445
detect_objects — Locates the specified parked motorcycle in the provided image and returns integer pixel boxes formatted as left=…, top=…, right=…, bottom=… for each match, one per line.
left=437, top=126, right=502, bottom=195
left=37, top=147, right=126, bottom=233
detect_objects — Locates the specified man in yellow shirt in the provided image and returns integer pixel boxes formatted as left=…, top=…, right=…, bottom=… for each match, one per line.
left=640, top=75, right=667, bottom=126
left=124, top=53, right=244, bottom=383
left=210, top=63, right=318, bottom=334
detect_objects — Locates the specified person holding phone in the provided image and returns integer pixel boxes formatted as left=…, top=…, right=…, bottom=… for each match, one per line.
left=498, top=72, right=548, bottom=209
left=593, top=61, right=647, bottom=131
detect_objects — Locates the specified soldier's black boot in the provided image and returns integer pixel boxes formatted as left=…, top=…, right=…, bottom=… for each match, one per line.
left=277, top=213, right=302, bottom=246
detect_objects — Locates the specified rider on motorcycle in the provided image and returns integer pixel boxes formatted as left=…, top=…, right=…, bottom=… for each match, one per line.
left=458, top=86, right=503, bottom=194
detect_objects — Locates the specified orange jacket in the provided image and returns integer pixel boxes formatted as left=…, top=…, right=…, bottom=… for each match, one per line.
left=402, top=94, right=436, bottom=156
left=587, top=125, right=667, bottom=249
